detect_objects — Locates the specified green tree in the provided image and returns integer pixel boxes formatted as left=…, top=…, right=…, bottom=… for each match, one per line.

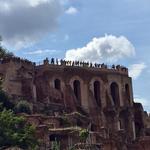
left=15, top=100, right=32, bottom=114
left=0, top=39, right=38, bottom=149
left=0, top=109, right=38, bottom=149
left=0, top=36, right=13, bottom=59
left=0, top=90, right=14, bottom=111
left=0, top=74, right=14, bottom=111
left=51, top=140, right=60, bottom=150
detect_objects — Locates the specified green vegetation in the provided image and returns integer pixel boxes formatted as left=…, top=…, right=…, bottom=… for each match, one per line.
left=0, top=36, right=13, bottom=59
left=0, top=91, right=14, bottom=111
left=0, top=75, right=14, bottom=111
left=51, top=140, right=60, bottom=150
left=79, top=129, right=89, bottom=141
left=0, top=109, right=38, bottom=149
left=0, top=48, right=38, bottom=149
left=15, top=100, right=32, bottom=114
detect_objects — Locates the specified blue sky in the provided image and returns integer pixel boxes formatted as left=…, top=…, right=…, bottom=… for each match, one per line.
left=0, top=0, right=150, bottom=111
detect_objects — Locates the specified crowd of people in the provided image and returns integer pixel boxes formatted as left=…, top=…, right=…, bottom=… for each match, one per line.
left=0, top=56, right=35, bottom=65
left=43, top=58, right=127, bottom=71
left=0, top=56, right=127, bottom=72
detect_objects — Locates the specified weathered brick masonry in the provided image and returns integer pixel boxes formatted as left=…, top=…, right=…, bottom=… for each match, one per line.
left=0, top=57, right=150, bottom=150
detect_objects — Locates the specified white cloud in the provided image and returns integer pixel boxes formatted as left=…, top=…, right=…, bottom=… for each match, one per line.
left=0, top=0, right=62, bottom=49
left=65, top=35, right=135, bottom=63
left=65, top=6, right=78, bottom=15
left=25, top=49, right=57, bottom=55
left=129, top=63, right=147, bottom=80
left=26, top=0, right=49, bottom=7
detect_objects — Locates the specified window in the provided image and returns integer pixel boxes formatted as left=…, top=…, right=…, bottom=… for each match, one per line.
left=110, top=82, right=120, bottom=106
left=54, top=79, right=61, bottom=90
left=94, top=81, right=101, bottom=107
left=135, top=122, right=141, bottom=137
left=73, top=80, right=81, bottom=104
left=125, top=84, right=130, bottom=105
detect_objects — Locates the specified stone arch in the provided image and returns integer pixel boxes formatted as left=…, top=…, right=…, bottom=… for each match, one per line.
left=48, top=76, right=65, bottom=103
left=73, top=80, right=81, bottom=103
left=119, top=114, right=125, bottom=130
left=135, top=122, right=142, bottom=137
left=118, top=110, right=129, bottom=131
left=110, top=82, right=120, bottom=106
left=54, top=79, right=61, bottom=90
left=50, top=76, right=65, bottom=91
left=91, top=124, right=97, bottom=131
left=90, top=77, right=104, bottom=107
left=125, top=83, right=130, bottom=105
left=94, top=81, right=101, bottom=107
left=69, top=76, right=84, bottom=105
left=118, top=120, right=122, bottom=130
left=105, top=113, right=116, bottom=131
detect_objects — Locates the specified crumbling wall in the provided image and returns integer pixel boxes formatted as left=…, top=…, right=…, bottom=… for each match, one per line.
left=0, top=57, right=150, bottom=150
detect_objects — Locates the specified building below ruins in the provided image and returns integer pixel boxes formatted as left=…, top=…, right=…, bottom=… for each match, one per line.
left=0, top=57, right=150, bottom=150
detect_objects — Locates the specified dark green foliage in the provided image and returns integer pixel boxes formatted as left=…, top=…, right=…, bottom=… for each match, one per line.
left=0, top=90, right=14, bottom=111
left=0, top=63, right=14, bottom=111
left=0, top=72, right=38, bottom=149
left=15, top=100, right=32, bottom=114
left=79, top=129, right=89, bottom=141
left=0, top=39, right=38, bottom=149
left=0, top=109, right=38, bottom=149
left=51, top=140, right=60, bottom=150
left=0, top=36, right=13, bottom=59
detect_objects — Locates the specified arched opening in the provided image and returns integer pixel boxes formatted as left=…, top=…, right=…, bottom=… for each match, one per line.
left=118, top=118, right=125, bottom=130
left=54, top=79, right=61, bottom=90
left=77, top=119, right=82, bottom=126
left=91, top=124, right=97, bottom=131
left=106, top=115, right=116, bottom=131
left=73, top=80, right=81, bottom=104
left=94, top=81, right=101, bottom=107
left=135, top=122, right=142, bottom=137
left=125, top=84, right=130, bottom=105
left=119, top=111, right=129, bottom=131
left=110, top=82, right=120, bottom=106
left=118, top=120, right=122, bottom=130
left=49, top=134, right=62, bottom=141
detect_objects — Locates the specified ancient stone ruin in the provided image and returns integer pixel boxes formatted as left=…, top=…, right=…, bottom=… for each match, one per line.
left=0, top=57, right=150, bottom=150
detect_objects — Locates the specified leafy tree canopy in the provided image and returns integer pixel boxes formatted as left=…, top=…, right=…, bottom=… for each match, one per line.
left=0, top=64, right=38, bottom=149
left=79, top=129, right=89, bottom=141
left=0, top=109, right=38, bottom=149
left=0, top=78, right=14, bottom=111
left=0, top=36, right=14, bottom=59
left=0, top=91, right=14, bottom=111
left=15, top=100, right=32, bottom=114
left=0, top=75, right=14, bottom=111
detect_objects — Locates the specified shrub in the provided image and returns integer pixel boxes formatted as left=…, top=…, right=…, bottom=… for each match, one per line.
left=0, top=77, right=14, bottom=111
left=0, top=109, right=38, bottom=149
left=0, top=36, right=14, bottom=59
left=51, top=140, right=60, bottom=150
left=79, top=129, right=89, bottom=141
left=0, top=90, right=14, bottom=111
left=15, top=100, right=32, bottom=114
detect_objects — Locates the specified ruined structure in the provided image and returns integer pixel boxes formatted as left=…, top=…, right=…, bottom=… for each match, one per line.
left=0, top=57, right=150, bottom=150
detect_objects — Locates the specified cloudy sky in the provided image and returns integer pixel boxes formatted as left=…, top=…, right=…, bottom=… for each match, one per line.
left=0, top=0, right=150, bottom=111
